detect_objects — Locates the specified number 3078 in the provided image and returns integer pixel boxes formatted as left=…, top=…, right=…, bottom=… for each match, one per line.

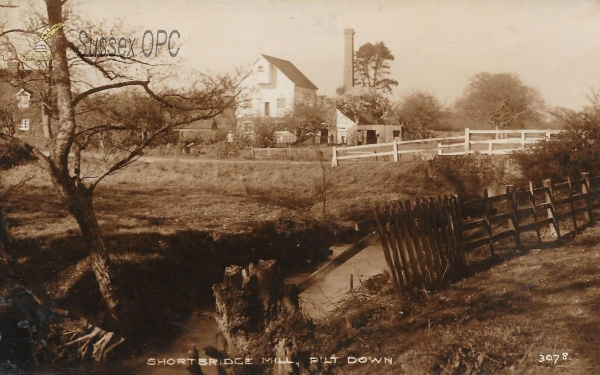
left=539, top=353, right=569, bottom=364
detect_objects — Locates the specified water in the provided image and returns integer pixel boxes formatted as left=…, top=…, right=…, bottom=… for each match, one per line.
left=286, top=243, right=388, bottom=319
left=85, top=242, right=387, bottom=374
left=133, top=312, right=220, bottom=375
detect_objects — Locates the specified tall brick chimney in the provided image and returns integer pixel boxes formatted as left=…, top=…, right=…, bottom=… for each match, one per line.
left=343, top=28, right=354, bottom=89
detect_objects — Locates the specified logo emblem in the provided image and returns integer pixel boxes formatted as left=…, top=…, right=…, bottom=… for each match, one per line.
left=24, top=23, right=65, bottom=61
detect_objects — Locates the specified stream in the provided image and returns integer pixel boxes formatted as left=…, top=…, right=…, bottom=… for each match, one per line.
left=71, top=242, right=387, bottom=375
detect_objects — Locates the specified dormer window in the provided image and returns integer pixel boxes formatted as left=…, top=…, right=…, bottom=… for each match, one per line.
left=17, top=89, right=31, bottom=109
left=257, top=66, right=264, bottom=73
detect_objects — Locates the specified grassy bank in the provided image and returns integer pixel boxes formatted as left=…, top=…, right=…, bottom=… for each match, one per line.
left=310, top=221, right=600, bottom=374
left=0, top=158, right=453, bottom=369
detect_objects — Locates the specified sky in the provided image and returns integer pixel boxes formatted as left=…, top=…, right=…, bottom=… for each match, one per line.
left=6, top=0, right=600, bottom=110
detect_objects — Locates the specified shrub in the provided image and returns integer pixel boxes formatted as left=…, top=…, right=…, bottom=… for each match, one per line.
left=0, top=140, right=36, bottom=170
left=512, top=98, right=600, bottom=181
left=429, top=154, right=521, bottom=197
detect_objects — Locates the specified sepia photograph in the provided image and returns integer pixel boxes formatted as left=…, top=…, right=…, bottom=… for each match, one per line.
left=1, top=0, right=600, bottom=374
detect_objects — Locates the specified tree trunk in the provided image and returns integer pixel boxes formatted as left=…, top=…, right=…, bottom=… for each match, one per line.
left=44, top=0, right=132, bottom=333
left=0, top=204, right=12, bottom=263
left=66, top=190, right=136, bottom=333
left=42, top=110, right=52, bottom=139
left=212, top=260, right=302, bottom=357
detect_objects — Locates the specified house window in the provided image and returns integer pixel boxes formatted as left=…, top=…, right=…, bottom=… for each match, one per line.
left=242, top=99, right=252, bottom=109
left=17, top=92, right=30, bottom=108
left=19, top=119, right=30, bottom=131
left=393, top=130, right=401, bottom=140
left=263, top=102, right=270, bottom=117
left=257, top=66, right=264, bottom=72
left=277, top=98, right=285, bottom=109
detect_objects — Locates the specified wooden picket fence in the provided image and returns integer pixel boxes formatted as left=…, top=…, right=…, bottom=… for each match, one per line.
left=374, top=172, right=600, bottom=299
left=374, top=196, right=468, bottom=299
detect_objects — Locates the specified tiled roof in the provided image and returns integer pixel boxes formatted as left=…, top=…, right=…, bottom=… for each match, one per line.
left=179, top=118, right=217, bottom=130
left=261, top=54, right=318, bottom=90
left=337, top=108, right=376, bottom=125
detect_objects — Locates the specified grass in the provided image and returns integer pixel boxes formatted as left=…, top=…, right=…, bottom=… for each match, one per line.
left=309, top=219, right=600, bottom=374
left=0, top=156, right=453, bottom=368
left=9, top=154, right=598, bottom=374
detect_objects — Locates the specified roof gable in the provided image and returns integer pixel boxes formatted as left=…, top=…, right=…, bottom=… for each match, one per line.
left=336, top=108, right=375, bottom=125
left=17, top=88, right=31, bottom=98
left=260, top=54, right=318, bottom=91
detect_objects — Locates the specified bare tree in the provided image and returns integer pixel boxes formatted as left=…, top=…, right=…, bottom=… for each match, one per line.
left=0, top=0, right=240, bottom=333
left=0, top=103, right=19, bottom=135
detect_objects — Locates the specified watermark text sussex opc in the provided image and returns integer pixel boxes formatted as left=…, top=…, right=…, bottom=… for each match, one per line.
left=78, top=29, right=180, bottom=58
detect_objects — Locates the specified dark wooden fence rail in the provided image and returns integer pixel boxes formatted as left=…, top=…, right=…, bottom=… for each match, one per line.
left=373, top=172, right=600, bottom=299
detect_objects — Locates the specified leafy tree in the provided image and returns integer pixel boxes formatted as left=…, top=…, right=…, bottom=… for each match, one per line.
left=455, top=72, right=545, bottom=131
left=285, top=99, right=334, bottom=143
left=385, top=91, right=443, bottom=140
left=512, top=91, right=600, bottom=181
left=354, top=41, right=398, bottom=94
left=0, top=0, right=239, bottom=333
left=254, top=121, right=276, bottom=148
left=336, top=87, right=389, bottom=145
left=336, top=86, right=388, bottom=125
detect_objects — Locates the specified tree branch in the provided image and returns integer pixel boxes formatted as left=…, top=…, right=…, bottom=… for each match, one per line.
left=0, top=28, right=32, bottom=38
left=72, top=80, right=149, bottom=107
left=86, top=112, right=227, bottom=191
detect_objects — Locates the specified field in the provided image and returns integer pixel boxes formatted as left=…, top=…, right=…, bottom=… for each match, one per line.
left=2, top=154, right=600, bottom=374
left=3, top=156, right=442, bottom=237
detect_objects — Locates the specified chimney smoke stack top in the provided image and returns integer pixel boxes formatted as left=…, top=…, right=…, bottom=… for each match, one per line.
left=343, top=28, right=354, bottom=90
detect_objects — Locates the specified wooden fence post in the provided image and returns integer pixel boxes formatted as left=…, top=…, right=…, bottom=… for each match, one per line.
left=450, top=195, right=467, bottom=271
left=437, top=143, right=442, bottom=156
left=251, top=148, right=255, bottom=158
left=543, top=179, right=560, bottom=238
left=567, top=176, right=578, bottom=234
left=464, top=128, right=471, bottom=155
left=483, top=189, right=495, bottom=259
left=581, top=172, right=594, bottom=224
left=521, top=131, right=526, bottom=150
left=506, top=185, right=521, bottom=249
left=393, top=139, right=399, bottom=162
left=529, top=181, right=543, bottom=243
left=331, top=147, right=338, bottom=167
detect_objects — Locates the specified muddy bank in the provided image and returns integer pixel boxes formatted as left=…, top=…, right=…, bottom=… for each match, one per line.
left=0, top=219, right=337, bottom=373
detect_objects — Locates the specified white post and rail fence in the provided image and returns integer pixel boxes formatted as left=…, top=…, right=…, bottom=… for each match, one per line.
left=331, top=128, right=561, bottom=167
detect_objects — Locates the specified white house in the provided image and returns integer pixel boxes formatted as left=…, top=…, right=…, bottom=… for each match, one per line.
left=236, top=54, right=318, bottom=132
